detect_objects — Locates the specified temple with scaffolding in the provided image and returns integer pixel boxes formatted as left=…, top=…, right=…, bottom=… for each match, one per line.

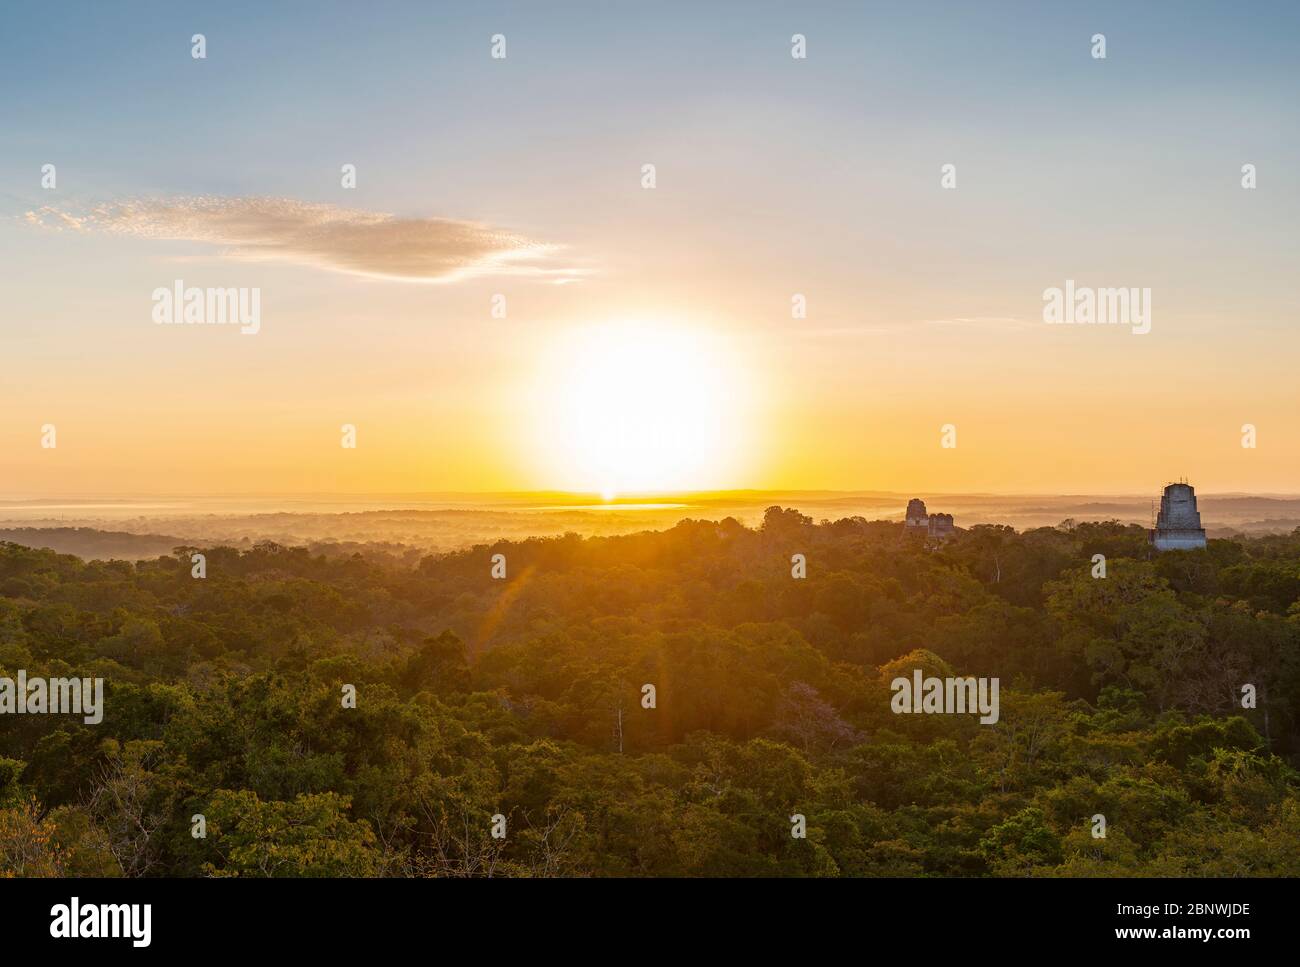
left=1150, top=480, right=1207, bottom=551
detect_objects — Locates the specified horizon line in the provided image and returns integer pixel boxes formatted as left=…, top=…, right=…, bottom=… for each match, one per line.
left=4, top=488, right=1300, bottom=502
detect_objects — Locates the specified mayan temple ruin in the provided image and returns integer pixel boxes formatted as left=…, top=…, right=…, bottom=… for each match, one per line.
left=904, top=498, right=955, bottom=540
left=1150, top=481, right=1208, bottom=551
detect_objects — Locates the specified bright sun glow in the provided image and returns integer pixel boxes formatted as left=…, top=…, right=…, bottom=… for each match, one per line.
left=532, top=321, right=751, bottom=498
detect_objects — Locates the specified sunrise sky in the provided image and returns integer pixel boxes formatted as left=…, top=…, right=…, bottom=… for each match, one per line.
left=3, top=1, right=1299, bottom=498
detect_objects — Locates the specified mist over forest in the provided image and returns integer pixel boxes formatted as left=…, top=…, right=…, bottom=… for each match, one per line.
left=5, top=490, right=1300, bottom=563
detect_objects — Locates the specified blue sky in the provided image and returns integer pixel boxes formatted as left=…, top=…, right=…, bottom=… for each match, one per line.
left=5, top=1, right=1297, bottom=219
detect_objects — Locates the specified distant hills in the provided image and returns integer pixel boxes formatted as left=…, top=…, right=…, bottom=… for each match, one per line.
left=0, top=527, right=188, bottom=561
left=2, top=492, right=1298, bottom=561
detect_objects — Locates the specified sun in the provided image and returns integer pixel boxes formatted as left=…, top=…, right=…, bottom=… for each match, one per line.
left=531, top=320, right=751, bottom=498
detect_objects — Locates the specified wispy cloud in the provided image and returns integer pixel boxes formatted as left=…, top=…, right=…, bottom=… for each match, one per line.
left=922, top=316, right=1032, bottom=331
left=23, top=196, right=583, bottom=283
left=786, top=317, right=1031, bottom=338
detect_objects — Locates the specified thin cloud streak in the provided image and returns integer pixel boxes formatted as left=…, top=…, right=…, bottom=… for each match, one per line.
left=23, top=196, right=583, bottom=283
left=922, top=316, right=1032, bottom=331
left=784, top=317, right=1031, bottom=339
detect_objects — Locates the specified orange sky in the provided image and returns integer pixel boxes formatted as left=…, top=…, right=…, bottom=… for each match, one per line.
left=3, top=6, right=1298, bottom=497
